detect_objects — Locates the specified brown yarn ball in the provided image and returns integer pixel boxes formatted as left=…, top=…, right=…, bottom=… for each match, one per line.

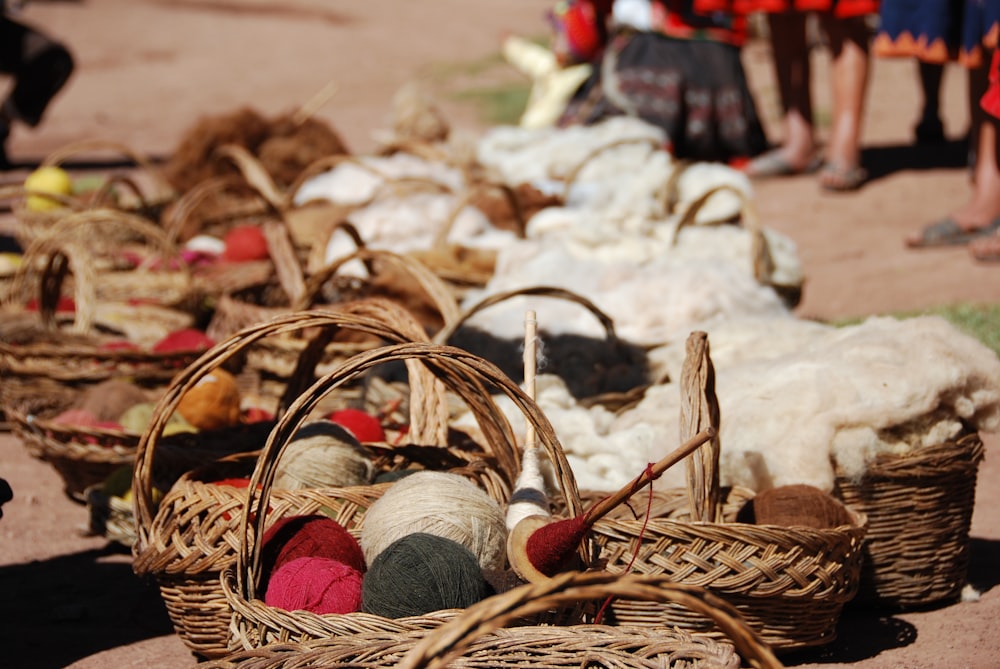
left=76, top=379, right=150, bottom=423
left=738, top=484, right=854, bottom=530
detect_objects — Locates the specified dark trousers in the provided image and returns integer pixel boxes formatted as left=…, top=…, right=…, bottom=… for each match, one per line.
left=1, top=15, right=74, bottom=127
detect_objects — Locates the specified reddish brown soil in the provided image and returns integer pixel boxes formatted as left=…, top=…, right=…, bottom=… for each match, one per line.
left=1, top=2, right=998, bottom=668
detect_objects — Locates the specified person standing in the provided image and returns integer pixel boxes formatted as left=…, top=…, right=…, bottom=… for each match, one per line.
left=874, top=0, right=1000, bottom=248
left=555, top=0, right=770, bottom=165
left=740, top=0, right=878, bottom=191
left=0, top=0, right=75, bottom=168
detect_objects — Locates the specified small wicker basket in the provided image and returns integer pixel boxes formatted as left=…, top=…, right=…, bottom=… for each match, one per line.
left=585, top=332, right=867, bottom=652
left=833, top=432, right=984, bottom=609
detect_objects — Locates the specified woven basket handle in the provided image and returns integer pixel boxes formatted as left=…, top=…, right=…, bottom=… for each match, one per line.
left=234, top=342, right=586, bottom=602
left=396, top=570, right=783, bottom=669
left=432, top=285, right=618, bottom=346
left=130, top=308, right=465, bottom=548
left=668, top=184, right=776, bottom=287
left=5, top=236, right=97, bottom=335
left=680, top=330, right=722, bottom=523
left=214, top=143, right=289, bottom=212
left=295, top=247, right=462, bottom=325
left=40, top=138, right=175, bottom=199
left=560, top=136, right=664, bottom=201
left=160, top=174, right=272, bottom=244
left=431, top=179, right=527, bottom=250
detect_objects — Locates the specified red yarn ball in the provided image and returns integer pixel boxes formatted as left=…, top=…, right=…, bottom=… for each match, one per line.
left=329, top=408, right=385, bottom=443
left=222, top=225, right=269, bottom=262
left=152, top=328, right=215, bottom=353
left=261, top=515, right=366, bottom=596
left=264, top=556, right=363, bottom=615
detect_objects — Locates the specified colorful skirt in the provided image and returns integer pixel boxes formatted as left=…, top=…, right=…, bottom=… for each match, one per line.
left=874, top=0, right=1000, bottom=67
left=558, top=32, right=768, bottom=163
left=733, top=0, right=879, bottom=18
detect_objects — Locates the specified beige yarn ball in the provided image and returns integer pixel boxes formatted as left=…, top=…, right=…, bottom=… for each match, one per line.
left=360, top=470, right=508, bottom=572
left=273, top=419, right=375, bottom=490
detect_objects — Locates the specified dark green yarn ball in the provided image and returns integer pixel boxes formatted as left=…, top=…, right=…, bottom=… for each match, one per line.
left=361, top=532, right=495, bottom=619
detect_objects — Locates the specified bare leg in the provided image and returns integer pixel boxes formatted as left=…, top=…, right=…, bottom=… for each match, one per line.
left=818, top=14, right=870, bottom=178
left=908, top=55, right=1000, bottom=245
left=950, top=63, right=1000, bottom=224
left=748, top=11, right=817, bottom=173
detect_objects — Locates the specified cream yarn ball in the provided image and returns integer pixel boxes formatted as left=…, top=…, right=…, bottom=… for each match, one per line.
left=360, top=470, right=508, bottom=571
left=273, top=419, right=375, bottom=490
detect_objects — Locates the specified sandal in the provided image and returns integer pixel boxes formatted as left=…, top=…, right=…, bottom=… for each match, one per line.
left=969, top=233, right=1000, bottom=262
left=906, top=216, right=1000, bottom=249
left=744, top=149, right=822, bottom=178
left=819, top=162, right=868, bottom=192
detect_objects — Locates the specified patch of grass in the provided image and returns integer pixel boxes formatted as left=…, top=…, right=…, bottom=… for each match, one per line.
left=451, top=83, right=532, bottom=126
left=835, top=303, right=1000, bottom=356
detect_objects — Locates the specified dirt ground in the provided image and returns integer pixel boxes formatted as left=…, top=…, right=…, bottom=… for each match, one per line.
left=1, top=1, right=998, bottom=668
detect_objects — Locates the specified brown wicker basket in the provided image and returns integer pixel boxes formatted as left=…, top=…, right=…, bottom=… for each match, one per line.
left=585, top=332, right=867, bottom=652
left=204, top=571, right=784, bottom=669
left=222, top=342, right=590, bottom=653
left=833, top=432, right=984, bottom=609
left=131, top=306, right=507, bottom=660
left=213, top=247, right=463, bottom=392
left=0, top=240, right=213, bottom=500
left=6, top=138, right=175, bottom=250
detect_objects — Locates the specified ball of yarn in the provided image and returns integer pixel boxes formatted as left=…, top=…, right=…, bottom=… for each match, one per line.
left=176, top=368, right=242, bottom=431
left=118, top=401, right=197, bottom=436
left=360, top=470, right=507, bottom=571
left=265, top=556, right=363, bottom=615
left=261, top=515, right=366, bottom=595
left=361, top=533, right=494, bottom=619
left=152, top=327, right=215, bottom=353
left=273, top=420, right=374, bottom=490
left=329, top=408, right=386, bottom=443
left=222, top=224, right=269, bottom=262
left=76, top=379, right=149, bottom=423
left=738, top=484, right=854, bottom=530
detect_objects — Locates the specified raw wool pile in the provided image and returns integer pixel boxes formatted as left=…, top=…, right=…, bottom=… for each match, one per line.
left=620, top=315, right=1000, bottom=493
left=292, top=152, right=520, bottom=267
left=458, top=240, right=791, bottom=346
left=457, top=117, right=802, bottom=344
left=476, top=315, right=1000, bottom=494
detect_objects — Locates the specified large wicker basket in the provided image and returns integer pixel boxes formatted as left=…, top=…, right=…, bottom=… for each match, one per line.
left=585, top=332, right=867, bottom=652
left=130, top=305, right=510, bottom=660
left=222, top=342, right=590, bottom=653
left=204, top=571, right=784, bottom=669
left=833, top=432, right=984, bottom=609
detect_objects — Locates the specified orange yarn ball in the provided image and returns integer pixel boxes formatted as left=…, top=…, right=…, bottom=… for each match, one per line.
left=177, top=368, right=242, bottom=431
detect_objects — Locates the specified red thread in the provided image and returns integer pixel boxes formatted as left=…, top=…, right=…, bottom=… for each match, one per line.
left=594, top=462, right=656, bottom=624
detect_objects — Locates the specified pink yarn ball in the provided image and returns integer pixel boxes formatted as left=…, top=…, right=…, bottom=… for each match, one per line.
left=260, top=515, right=366, bottom=595
left=264, top=556, right=363, bottom=615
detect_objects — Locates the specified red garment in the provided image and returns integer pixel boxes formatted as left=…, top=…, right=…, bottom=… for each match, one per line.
left=734, top=0, right=878, bottom=18
left=982, top=50, right=1000, bottom=120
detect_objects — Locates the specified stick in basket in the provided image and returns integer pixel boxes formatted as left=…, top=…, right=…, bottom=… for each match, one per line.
left=507, top=425, right=716, bottom=582
left=504, top=309, right=551, bottom=531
